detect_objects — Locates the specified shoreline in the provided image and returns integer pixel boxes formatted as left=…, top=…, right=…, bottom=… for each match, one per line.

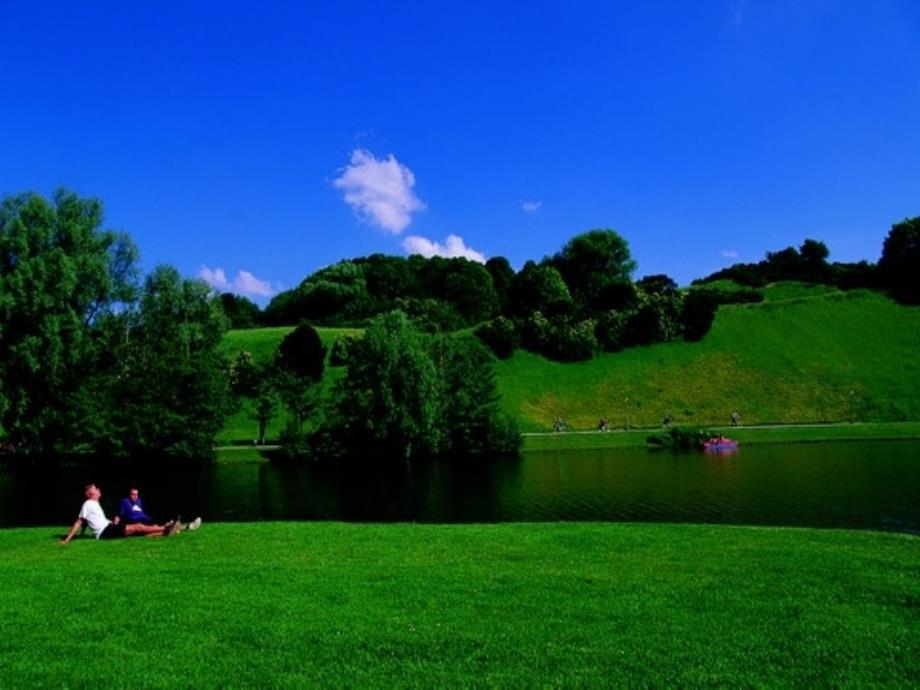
left=520, top=420, right=920, bottom=452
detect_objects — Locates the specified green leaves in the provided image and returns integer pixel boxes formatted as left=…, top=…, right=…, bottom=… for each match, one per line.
left=0, top=190, right=140, bottom=453
left=322, top=311, right=520, bottom=461
left=0, top=191, right=231, bottom=459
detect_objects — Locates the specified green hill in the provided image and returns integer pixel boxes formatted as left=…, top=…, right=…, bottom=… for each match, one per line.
left=500, top=287, right=920, bottom=431
left=218, top=285, right=920, bottom=440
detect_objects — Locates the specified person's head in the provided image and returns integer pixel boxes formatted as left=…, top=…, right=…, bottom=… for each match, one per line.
left=84, top=484, right=101, bottom=500
left=128, top=487, right=140, bottom=501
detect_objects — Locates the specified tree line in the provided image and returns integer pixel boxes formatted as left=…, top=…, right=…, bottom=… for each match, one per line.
left=228, top=218, right=920, bottom=363
left=0, top=190, right=518, bottom=461
left=2, top=188, right=916, bottom=460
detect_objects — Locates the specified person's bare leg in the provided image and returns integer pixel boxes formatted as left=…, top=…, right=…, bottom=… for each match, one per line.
left=124, top=523, right=166, bottom=537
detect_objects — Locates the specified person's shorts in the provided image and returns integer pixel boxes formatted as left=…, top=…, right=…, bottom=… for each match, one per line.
left=99, top=522, right=127, bottom=539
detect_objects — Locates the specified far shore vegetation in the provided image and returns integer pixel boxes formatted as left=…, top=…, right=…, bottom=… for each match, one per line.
left=1, top=189, right=919, bottom=462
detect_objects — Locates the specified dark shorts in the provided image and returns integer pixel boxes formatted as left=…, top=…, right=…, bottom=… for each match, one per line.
left=100, top=522, right=127, bottom=540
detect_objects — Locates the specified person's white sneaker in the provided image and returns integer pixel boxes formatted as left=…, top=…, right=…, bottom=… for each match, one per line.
left=188, top=517, right=202, bottom=531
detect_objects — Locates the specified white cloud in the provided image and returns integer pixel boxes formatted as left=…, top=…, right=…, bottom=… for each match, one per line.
left=333, top=149, right=425, bottom=234
left=198, top=266, right=275, bottom=298
left=521, top=200, right=542, bottom=213
left=721, top=249, right=740, bottom=259
left=402, top=234, right=486, bottom=263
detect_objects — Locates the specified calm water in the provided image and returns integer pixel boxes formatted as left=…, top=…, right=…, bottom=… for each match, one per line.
left=1, top=441, right=918, bottom=532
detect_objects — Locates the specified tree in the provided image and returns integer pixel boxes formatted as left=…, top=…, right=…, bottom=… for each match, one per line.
left=549, top=229, right=637, bottom=307
left=107, top=266, right=232, bottom=459
left=485, top=256, right=515, bottom=310
left=636, top=274, right=678, bottom=296
left=506, top=261, right=574, bottom=317
left=325, top=311, right=442, bottom=460
left=798, top=239, right=830, bottom=282
left=219, top=293, right=262, bottom=329
left=415, top=256, right=499, bottom=325
left=879, top=216, right=920, bottom=305
left=275, top=323, right=326, bottom=452
left=252, top=375, right=280, bottom=446
left=434, top=335, right=521, bottom=455
left=277, top=322, right=326, bottom=383
left=0, top=190, right=139, bottom=454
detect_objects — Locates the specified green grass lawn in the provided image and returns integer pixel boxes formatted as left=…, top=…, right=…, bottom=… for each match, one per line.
left=2, top=523, right=917, bottom=686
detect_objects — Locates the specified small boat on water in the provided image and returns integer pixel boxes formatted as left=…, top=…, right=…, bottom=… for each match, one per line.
left=702, top=436, right=740, bottom=452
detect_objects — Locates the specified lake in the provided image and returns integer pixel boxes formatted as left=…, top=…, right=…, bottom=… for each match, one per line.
left=1, top=441, right=918, bottom=533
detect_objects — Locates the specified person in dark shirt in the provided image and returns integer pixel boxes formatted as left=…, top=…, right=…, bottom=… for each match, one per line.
left=117, top=487, right=156, bottom=525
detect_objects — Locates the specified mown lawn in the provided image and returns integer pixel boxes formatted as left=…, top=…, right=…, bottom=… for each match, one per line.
left=2, top=523, right=917, bottom=686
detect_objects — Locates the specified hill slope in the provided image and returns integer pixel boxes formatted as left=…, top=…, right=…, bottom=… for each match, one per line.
left=500, top=289, right=920, bottom=431
left=219, top=287, right=920, bottom=438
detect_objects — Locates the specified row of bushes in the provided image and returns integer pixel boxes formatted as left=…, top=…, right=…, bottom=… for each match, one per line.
left=473, top=288, right=729, bottom=361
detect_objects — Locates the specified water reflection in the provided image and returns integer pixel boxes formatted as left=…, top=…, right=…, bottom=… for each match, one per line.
left=1, top=441, right=918, bottom=532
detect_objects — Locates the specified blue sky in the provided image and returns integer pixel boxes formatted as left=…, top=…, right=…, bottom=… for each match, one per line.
left=2, top=2, right=919, bottom=301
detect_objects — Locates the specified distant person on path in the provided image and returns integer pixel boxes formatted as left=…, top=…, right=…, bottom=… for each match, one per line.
left=60, top=484, right=200, bottom=544
left=553, top=418, right=565, bottom=432
left=598, top=417, right=609, bottom=432
left=730, top=411, right=741, bottom=427
left=117, top=487, right=156, bottom=525
left=662, top=413, right=673, bottom=427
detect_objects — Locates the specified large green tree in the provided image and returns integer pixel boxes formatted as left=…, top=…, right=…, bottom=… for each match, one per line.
left=0, top=190, right=138, bottom=453
left=326, top=311, right=442, bottom=460
left=107, top=266, right=232, bottom=459
left=549, top=229, right=637, bottom=308
left=434, top=335, right=521, bottom=455
left=322, top=311, right=519, bottom=461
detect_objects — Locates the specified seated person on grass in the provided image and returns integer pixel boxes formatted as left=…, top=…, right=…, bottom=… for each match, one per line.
left=60, top=484, right=200, bottom=544
left=118, top=487, right=156, bottom=525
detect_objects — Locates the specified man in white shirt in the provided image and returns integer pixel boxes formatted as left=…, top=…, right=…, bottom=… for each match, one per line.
left=60, top=484, right=185, bottom=543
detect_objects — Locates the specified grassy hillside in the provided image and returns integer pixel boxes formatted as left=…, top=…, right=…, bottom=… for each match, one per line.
left=217, top=326, right=359, bottom=443
left=218, top=286, right=920, bottom=439
left=500, top=288, right=920, bottom=431
left=4, top=523, right=917, bottom=686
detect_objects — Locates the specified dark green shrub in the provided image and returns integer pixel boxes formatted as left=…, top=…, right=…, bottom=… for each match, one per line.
left=647, top=426, right=716, bottom=449
left=277, top=322, right=326, bottom=382
left=681, top=290, right=720, bottom=342
left=474, top=316, right=518, bottom=359
left=623, top=294, right=682, bottom=347
left=520, top=313, right=598, bottom=362
left=595, top=310, right=629, bottom=352
left=394, top=297, right=465, bottom=332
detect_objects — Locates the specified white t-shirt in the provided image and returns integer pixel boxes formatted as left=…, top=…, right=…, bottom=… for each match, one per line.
left=78, top=499, right=111, bottom=539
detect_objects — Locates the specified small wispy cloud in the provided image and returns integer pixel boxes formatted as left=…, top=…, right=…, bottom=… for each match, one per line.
left=522, top=200, right=542, bottom=213
left=721, top=249, right=740, bottom=259
left=199, top=266, right=275, bottom=298
left=333, top=149, right=425, bottom=234
left=726, top=0, right=747, bottom=26
left=403, top=234, right=486, bottom=263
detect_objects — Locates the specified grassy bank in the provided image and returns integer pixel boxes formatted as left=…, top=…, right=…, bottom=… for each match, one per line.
left=522, top=421, right=920, bottom=452
left=2, top=523, right=917, bottom=686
